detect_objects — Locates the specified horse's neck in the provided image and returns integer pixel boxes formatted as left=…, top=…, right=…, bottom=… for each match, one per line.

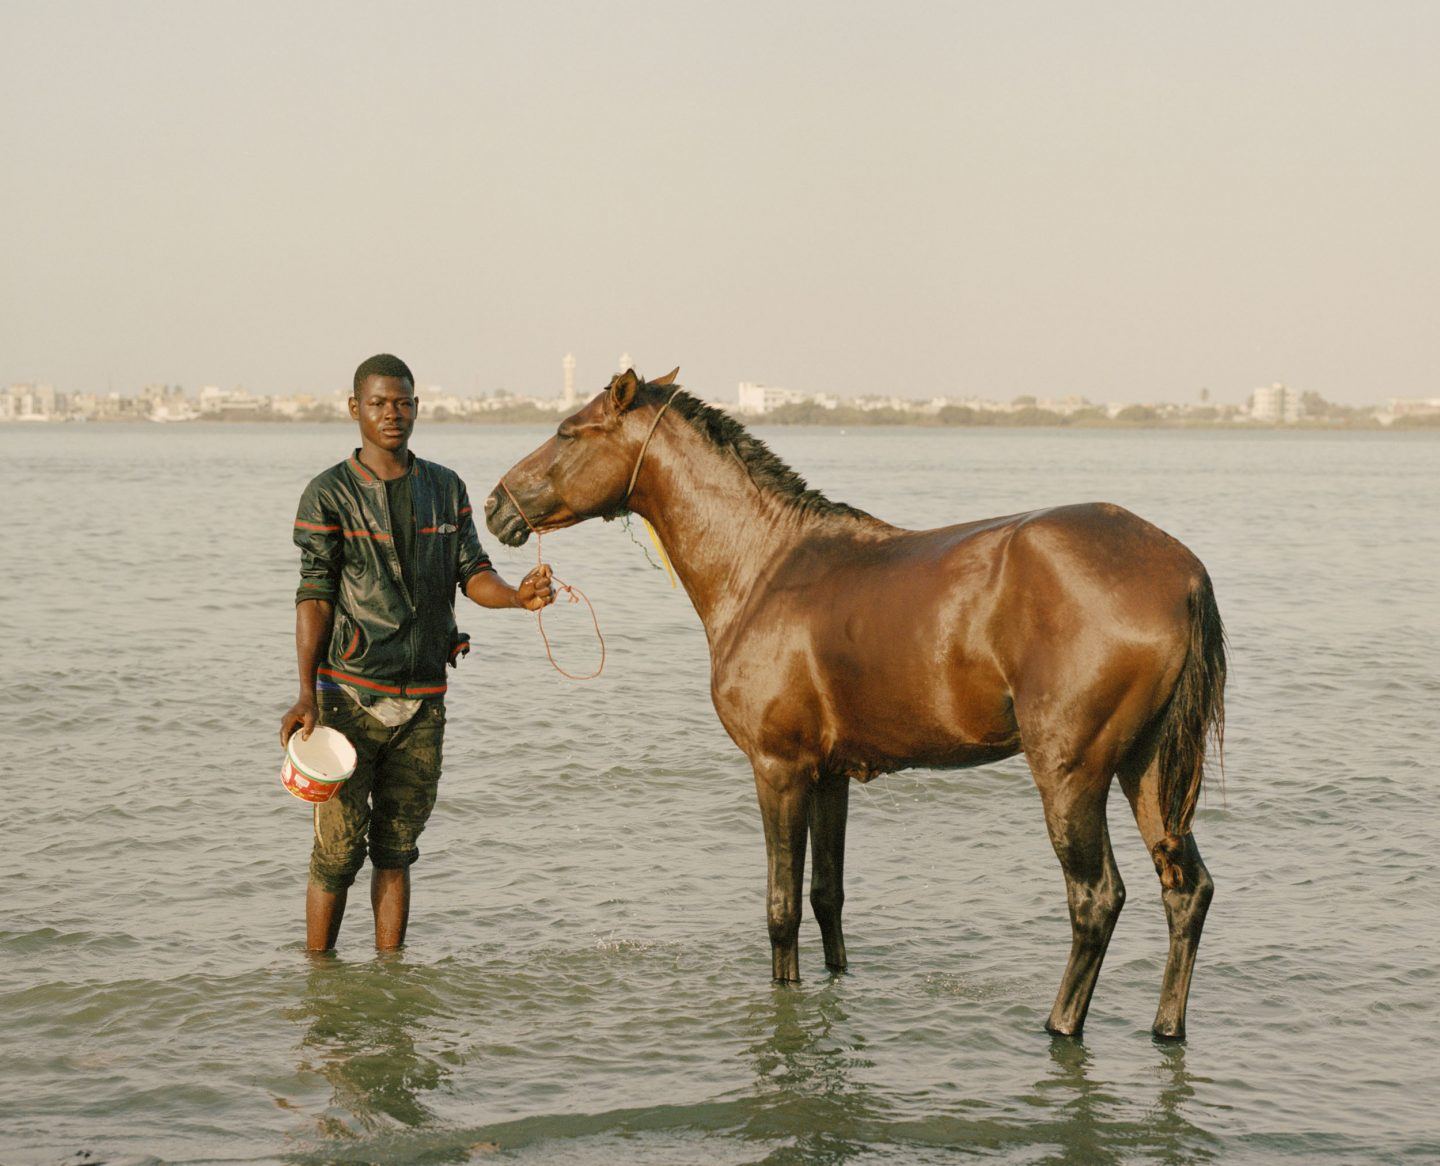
left=628, top=426, right=819, bottom=636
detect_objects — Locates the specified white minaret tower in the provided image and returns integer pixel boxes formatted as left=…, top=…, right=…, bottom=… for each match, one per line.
left=618, top=352, right=632, bottom=373
left=562, top=353, right=576, bottom=406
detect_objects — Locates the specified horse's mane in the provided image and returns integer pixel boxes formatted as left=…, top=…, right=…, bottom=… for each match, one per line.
left=640, top=383, right=874, bottom=522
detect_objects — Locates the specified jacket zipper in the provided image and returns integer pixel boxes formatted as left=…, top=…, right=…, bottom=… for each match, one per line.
left=407, top=469, right=420, bottom=680
left=373, top=470, right=418, bottom=682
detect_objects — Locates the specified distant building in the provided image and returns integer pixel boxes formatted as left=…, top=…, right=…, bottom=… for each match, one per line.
left=943, top=395, right=1012, bottom=414
left=854, top=394, right=919, bottom=412
left=736, top=381, right=838, bottom=414
left=198, top=386, right=269, bottom=418
left=562, top=353, right=576, bottom=406
left=423, top=387, right=471, bottom=418
left=1036, top=395, right=1092, bottom=416
left=1250, top=382, right=1303, bottom=423
left=1385, top=396, right=1440, bottom=420
left=4, top=383, right=58, bottom=421
left=271, top=395, right=309, bottom=418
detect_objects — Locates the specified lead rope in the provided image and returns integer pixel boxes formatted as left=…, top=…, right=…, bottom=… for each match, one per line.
left=498, top=385, right=684, bottom=681
left=498, top=477, right=606, bottom=681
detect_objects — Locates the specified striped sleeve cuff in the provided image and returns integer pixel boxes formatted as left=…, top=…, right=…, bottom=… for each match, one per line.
left=296, top=579, right=338, bottom=605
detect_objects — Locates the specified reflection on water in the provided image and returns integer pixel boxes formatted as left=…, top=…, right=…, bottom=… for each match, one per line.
left=1013, top=1039, right=1217, bottom=1165
left=738, top=984, right=886, bottom=1164
left=1145, top=1042, right=1219, bottom=1166
left=273, top=966, right=1223, bottom=1164
left=287, top=953, right=450, bottom=1140
left=1028, top=1039, right=1121, bottom=1165
left=736, top=986, right=1219, bottom=1164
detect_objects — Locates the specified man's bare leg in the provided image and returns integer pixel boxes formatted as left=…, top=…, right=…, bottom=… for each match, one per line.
left=372, top=867, right=410, bottom=950
left=306, top=880, right=348, bottom=951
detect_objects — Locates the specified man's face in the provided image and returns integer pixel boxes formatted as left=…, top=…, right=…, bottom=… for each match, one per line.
left=350, top=375, right=417, bottom=451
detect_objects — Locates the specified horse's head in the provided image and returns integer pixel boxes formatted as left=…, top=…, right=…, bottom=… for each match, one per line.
left=485, top=366, right=680, bottom=546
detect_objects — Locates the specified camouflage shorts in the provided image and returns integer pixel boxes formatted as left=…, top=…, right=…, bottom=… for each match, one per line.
left=308, top=693, right=445, bottom=893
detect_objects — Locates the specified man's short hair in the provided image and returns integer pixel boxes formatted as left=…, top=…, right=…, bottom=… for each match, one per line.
left=353, top=354, right=414, bottom=397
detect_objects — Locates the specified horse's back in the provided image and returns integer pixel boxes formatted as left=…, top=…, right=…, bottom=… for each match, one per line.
left=831, top=501, right=1204, bottom=638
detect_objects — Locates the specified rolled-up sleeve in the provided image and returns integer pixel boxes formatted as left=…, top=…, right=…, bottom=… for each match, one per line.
left=294, top=480, right=342, bottom=605
left=455, top=480, right=493, bottom=589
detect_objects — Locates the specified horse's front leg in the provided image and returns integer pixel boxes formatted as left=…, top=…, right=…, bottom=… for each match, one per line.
left=808, top=771, right=849, bottom=972
left=753, top=761, right=811, bottom=983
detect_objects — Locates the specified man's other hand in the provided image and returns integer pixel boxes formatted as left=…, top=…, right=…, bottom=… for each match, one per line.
left=516, top=564, right=555, bottom=611
left=280, top=695, right=317, bottom=747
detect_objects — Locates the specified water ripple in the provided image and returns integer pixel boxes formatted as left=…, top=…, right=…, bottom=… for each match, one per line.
left=2, top=425, right=1437, bottom=1165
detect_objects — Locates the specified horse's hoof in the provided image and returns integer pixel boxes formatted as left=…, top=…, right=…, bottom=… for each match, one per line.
left=1045, top=1020, right=1083, bottom=1039
left=1151, top=1023, right=1187, bottom=1043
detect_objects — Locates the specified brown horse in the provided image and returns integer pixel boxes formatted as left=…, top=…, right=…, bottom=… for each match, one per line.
left=486, top=369, right=1225, bottom=1040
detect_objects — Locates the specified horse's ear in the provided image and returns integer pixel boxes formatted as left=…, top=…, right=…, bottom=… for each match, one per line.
left=609, top=369, right=640, bottom=413
left=651, top=366, right=680, bottom=387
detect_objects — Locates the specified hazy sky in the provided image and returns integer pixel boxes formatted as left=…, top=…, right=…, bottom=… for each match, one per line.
left=3, top=1, right=1436, bottom=405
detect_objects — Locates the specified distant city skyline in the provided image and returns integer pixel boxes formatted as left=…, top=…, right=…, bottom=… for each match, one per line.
left=0, top=362, right=1388, bottom=412
left=3, top=4, right=1437, bottom=406
left=7, top=373, right=1436, bottom=428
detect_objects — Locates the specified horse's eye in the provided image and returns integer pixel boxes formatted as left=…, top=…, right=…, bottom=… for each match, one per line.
left=556, top=427, right=573, bottom=443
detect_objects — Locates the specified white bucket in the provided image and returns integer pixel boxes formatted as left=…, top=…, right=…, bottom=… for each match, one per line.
left=281, top=726, right=358, bottom=803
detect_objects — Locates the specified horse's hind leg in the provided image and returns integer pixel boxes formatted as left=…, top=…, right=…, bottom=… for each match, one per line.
left=1119, top=759, right=1214, bottom=1040
left=808, top=771, right=849, bottom=971
left=1032, top=767, right=1126, bottom=1037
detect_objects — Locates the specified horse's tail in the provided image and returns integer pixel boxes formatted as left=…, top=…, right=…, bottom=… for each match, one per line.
left=1151, top=571, right=1227, bottom=890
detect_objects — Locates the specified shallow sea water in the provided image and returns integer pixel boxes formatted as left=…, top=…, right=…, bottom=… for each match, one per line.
left=1, top=422, right=1436, bottom=1165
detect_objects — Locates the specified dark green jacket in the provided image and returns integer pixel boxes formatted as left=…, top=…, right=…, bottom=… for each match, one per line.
left=293, top=451, right=492, bottom=698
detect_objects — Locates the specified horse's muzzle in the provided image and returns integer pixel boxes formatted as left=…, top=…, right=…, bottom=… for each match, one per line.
left=484, top=487, right=532, bottom=547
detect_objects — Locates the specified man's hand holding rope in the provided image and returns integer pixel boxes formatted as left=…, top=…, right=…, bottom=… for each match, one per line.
left=514, top=564, right=555, bottom=611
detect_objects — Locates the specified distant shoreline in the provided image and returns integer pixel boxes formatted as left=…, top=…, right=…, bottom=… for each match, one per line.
left=7, top=412, right=1435, bottom=431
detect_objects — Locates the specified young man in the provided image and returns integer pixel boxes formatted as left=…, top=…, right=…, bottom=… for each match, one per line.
left=279, top=353, right=553, bottom=952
